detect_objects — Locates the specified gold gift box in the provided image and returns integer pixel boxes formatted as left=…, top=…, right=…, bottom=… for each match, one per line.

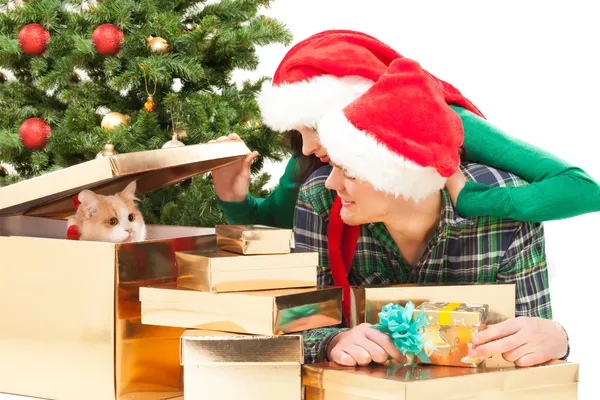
left=215, top=224, right=292, bottom=255
left=176, top=248, right=317, bottom=293
left=303, top=360, right=579, bottom=399
left=181, top=329, right=302, bottom=399
left=350, top=283, right=516, bottom=368
left=140, top=284, right=342, bottom=335
left=0, top=141, right=251, bottom=400
left=415, top=302, right=489, bottom=368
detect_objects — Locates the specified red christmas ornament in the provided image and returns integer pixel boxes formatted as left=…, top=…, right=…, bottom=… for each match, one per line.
left=19, top=117, right=51, bottom=150
left=92, top=23, right=124, bottom=56
left=18, top=24, right=50, bottom=56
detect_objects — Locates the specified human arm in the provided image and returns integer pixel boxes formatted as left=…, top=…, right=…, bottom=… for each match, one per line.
left=449, top=105, right=600, bottom=222
left=470, top=222, right=569, bottom=365
left=213, top=135, right=302, bottom=229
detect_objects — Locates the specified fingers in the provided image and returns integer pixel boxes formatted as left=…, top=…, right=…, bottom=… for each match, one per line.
left=243, top=151, right=260, bottom=166
left=329, top=347, right=356, bottom=366
left=472, top=317, right=524, bottom=346
left=470, top=330, right=525, bottom=358
left=514, top=351, right=546, bottom=367
left=364, top=327, right=405, bottom=363
left=345, top=344, right=373, bottom=367
left=208, top=133, right=242, bottom=144
left=501, top=343, right=530, bottom=363
left=354, top=337, right=389, bottom=364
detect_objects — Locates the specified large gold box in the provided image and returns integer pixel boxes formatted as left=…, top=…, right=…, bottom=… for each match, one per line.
left=215, top=224, right=293, bottom=255
left=302, top=360, right=579, bottom=399
left=0, top=141, right=251, bottom=400
left=180, top=329, right=302, bottom=399
left=140, top=284, right=343, bottom=335
left=176, top=248, right=318, bottom=292
left=350, top=283, right=516, bottom=368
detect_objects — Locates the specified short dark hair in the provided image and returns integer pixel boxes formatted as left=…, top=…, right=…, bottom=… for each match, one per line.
left=283, top=130, right=469, bottom=183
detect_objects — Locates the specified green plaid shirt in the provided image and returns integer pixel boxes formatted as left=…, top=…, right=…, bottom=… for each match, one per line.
left=294, top=163, right=552, bottom=364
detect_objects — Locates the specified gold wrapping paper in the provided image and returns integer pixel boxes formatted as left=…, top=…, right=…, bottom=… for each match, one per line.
left=140, top=284, right=342, bottom=335
left=414, top=302, right=488, bottom=367
left=0, top=140, right=250, bottom=218
left=0, top=141, right=253, bottom=400
left=215, top=224, right=292, bottom=255
left=303, top=360, right=579, bottom=400
left=176, top=248, right=317, bottom=292
left=350, top=283, right=516, bottom=368
left=181, top=330, right=303, bottom=400
left=180, top=330, right=303, bottom=364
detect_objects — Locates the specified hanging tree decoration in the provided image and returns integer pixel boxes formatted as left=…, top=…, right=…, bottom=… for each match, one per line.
left=139, top=64, right=157, bottom=112
left=146, top=35, right=170, bottom=55
left=18, top=23, right=50, bottom=56
left=19, top=117, right=51, bottom=150
left=0, top=71, right=7, bottom=84
left=162, top=103, right=185, bottom=149
left=92, top=23, right=124, bottom=56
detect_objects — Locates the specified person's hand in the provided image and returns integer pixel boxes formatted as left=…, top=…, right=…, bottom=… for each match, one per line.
left=327, top=323, right=407, bottom=366
left=209, top=133, right=259, bottom=202
left=470, top=316, right=568, bottom=367
left=445, top=168, right=467, bottom=207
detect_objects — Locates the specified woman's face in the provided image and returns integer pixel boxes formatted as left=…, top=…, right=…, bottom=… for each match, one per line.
left=298, top=127, right=330, bottom=163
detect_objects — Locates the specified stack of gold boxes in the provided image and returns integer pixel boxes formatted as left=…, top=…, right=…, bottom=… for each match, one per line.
left=140, top=225, right=343, bottom=400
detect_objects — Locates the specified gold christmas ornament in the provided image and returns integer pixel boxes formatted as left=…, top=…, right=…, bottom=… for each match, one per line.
left=162, top=132, right=185, bottom=149
left=0, top=72, right=6, bottom=84
left=139, top=64, right=158, bottom=112
left=241, top=119, right=262, bottom=128
left=146, top=36, right=170, bottom=54
left=95, top=143, right=117, bottom=159
left=144, top=96, right=156, bottom=112
left=174, top=127, right=188, bottom=138
left=101, top=112, right=130, bottom=131
left=71, top=71, right=82, bottom=82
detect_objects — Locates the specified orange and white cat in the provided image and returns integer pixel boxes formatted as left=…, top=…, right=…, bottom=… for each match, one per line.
left=67, top=181, right=147, bottom=243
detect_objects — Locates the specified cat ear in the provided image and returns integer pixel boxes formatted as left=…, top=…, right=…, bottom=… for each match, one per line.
left=78, top=190, right=100, bottom=215
left=120, top=180, right=138, bottom=202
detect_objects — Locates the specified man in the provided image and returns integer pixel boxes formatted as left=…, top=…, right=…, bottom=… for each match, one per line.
left=294, top=57, right=569, bottom=367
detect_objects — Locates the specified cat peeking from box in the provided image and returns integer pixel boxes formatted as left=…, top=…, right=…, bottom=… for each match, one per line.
left=66, top=181, right=147, bottom=243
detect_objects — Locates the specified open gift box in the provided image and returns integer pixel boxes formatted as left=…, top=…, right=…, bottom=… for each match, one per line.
left=0, top=141, right=250, bottom=400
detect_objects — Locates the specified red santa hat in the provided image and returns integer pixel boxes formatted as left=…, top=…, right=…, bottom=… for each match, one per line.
left=257, top=29, right=484, bottom=133
left=318, top=57, right=466, bottom=201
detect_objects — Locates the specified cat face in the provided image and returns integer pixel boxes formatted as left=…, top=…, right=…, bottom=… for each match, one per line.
left=76, top=181, right=147, bottom=243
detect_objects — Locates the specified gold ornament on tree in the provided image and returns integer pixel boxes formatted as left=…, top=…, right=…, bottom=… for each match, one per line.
left=0, top=72, right=7, bottom=84
left=241, top=119, right=262, bottom=129
left=96, top=143, right=117, bottom=159
left=162, top=104, right=186, bottom=149
left=146, top=35, right=170, bottom=55
left=139, top=64, right=157, bottom=112
left=101, top=111, right=130, bottom=131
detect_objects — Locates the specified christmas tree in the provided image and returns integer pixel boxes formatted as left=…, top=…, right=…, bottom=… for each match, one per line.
left=0, top=0, right=292, bottom=226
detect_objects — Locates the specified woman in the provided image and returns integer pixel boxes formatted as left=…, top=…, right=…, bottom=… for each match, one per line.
left=211, top=30, right=600, bottom=227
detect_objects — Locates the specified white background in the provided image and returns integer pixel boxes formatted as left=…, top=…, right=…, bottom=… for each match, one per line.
left=2, top=1, right=599, bottom=399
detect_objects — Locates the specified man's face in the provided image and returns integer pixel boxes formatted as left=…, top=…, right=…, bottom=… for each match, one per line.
left=325, top=165, right=393, bottom=226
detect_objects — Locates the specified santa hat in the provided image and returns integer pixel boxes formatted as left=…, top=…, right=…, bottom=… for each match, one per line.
left=257, top=29, right=484, bottom=133
left=318, top=57, right=466, bottom=202
left=323, top=57, right=483, bottom=324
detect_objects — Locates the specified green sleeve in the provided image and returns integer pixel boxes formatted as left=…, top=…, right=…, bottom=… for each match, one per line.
left=452, top=105, right=600, bottom=221
left=216, top=155, right=302, bottom=229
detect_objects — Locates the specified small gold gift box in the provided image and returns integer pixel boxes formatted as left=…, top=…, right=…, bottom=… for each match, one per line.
left=303, top=360, right=579, bottom=399
left=216, top=224, right=292, bottom=255
left=140, top=284, right=342, bottom=335
left=0, top=141, right=251, bottom=400
left=176, top=248, right=317, bottom=293
left=414, top=302, right=489, bottom=367
left=350, top=283, right=516, bottom=368
left=181, top=330, right=303, bottom=400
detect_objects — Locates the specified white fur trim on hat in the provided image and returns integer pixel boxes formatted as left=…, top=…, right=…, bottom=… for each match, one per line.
left=318, top=110, right=447, bottom=202
left=257, top=75, right=373, bottom=132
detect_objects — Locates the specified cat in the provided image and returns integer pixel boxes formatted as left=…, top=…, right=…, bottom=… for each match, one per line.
left=67, top=180, right=147, bottom=243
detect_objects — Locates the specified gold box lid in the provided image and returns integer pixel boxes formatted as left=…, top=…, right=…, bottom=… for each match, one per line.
left=0, top=141, right=249, bottom=218
left=180, top=329, right=303, bottom=365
